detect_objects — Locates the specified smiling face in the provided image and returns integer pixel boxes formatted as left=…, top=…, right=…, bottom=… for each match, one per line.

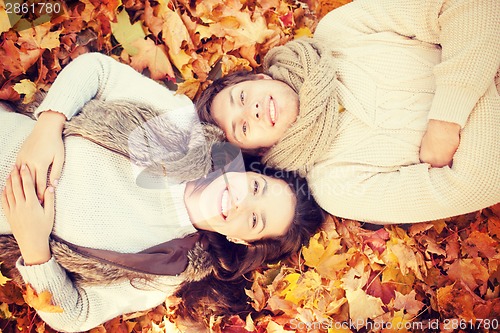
left=184, top=171, right=296, bottom=243
left=210, top=75, right=299, bottom=151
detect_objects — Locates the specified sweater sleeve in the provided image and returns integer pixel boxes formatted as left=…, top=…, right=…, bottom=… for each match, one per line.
left=34, top=52, right=195, bottom=125
left=314, top=0, right=500, bottom=127
left=16, top=257, right=180, bottom=332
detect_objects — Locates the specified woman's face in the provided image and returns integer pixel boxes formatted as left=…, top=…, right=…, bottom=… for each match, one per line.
left=210, top=75, right=299, bottom=151
left=184, top=171, right=296, bottom=243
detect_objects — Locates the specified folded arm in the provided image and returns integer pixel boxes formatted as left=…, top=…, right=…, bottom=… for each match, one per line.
left=315, top=0, right=500, bottom=166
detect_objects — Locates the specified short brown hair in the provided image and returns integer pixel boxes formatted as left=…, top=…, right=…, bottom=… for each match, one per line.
left=195, top=70, right=261, bottom=125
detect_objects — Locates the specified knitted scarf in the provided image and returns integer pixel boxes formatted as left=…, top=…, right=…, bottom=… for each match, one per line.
left=262, top=38, right=339, bottom=176
left=2, top=95, right=228, bottom=286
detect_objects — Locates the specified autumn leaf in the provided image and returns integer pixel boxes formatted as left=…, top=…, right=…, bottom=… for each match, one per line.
left=23, top=284, right=63, bottom=313
left=436, top=282, right=477, bottom=321
left=0, top=263, right=11, bottom=287
left=462, top=230, right=498, bottom=258
left=446, top=258, right=489, bottom=292
left=0, top=302, right=13, bottom=319
left=111, top=9, right=146, bottom=56
left=0, top=4, right=12, bottom=34
left=18, top=23, right=61, bottom=50
left=13, top=79, right=37, bottom=104
left=392, top=290, right=424, bottom=316
left=345, top=288, right=384, bottom=324
left=129, top=38, right=175, bottom=80
left=245, top=271, right=268, bottom=311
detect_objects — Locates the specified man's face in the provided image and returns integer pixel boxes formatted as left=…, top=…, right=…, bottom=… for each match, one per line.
left=210, top=75, right=299, bottom=150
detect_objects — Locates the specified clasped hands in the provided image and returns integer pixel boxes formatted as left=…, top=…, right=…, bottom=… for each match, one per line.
left=0, top=110, right=65, bottom=265
left=419, top=119, right=461, bottom=168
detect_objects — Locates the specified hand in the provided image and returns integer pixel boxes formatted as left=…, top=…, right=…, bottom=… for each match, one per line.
left=1, top=165, right=55, bottom=265
left=419, top=119, right=461, bottom=168
left=16, top=110, right=66, bottom=202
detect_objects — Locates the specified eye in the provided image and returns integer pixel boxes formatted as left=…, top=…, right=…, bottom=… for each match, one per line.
left=242, top=122, right=247, bottom=135
left=240, top=91, right=245, bottom=104
left=252, top=213, right=257, bottom=228
left=253, top=180, right=259, bottom=195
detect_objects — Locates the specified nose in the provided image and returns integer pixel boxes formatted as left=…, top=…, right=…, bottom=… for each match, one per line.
left=243, top=102, right=261, bottom=121
left=228, top=186, right=255, bottom=212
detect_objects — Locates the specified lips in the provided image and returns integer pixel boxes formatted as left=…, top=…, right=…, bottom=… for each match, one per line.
left=268, top=97, right=277, bottom=126
left=221, top=188, right=229, bottom=219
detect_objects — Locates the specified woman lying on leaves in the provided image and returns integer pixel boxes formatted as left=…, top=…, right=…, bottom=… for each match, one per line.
left=196, top=0, right=500, bottom=224
left=0, top=53, right=325, bottom=332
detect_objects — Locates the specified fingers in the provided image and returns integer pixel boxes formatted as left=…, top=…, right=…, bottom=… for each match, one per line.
left=1, top=186, right=9, bottom=213
left=35, top=166, right=48, bottom=202
left=20, top=164, right=38, bottom=203
left=10, top=166, right=25, bottom=203
left=4, top=173, right=15, bottom=207
left=43, top=186, right=55, bottom=220
left=49, top=154, right=63, bottom=187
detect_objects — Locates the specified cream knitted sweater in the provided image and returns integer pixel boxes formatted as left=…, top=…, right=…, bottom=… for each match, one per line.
left=307, top=0, right=500, bottom=223
left=0, top=53, right=200, bottom=332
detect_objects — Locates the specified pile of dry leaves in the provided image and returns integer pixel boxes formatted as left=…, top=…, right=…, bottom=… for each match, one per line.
left=1, top=0, right=498, bottom=332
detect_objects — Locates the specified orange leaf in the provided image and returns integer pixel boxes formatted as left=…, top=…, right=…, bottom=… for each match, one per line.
left=129, top=38, right=174, bottom=80
left=446, top=258, right=489, bottom=292
left=23, top=284, right=63, bottom=313
left=462, top=230, right=498, bottom=258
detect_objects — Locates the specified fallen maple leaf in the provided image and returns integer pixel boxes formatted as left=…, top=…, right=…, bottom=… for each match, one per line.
left=392, top=290, right=424, bottom=316
left=446, top=258, right=489, bottom=293
left=129, top=38, right=175, bottom=80
left=111, top=9, right=146, bottom=56
left=345, top=288, right=384, bottom=325
left=13, top=79, right=37, bottom=104
left=23, top=284, right=63, bottom=313
left=462, top=230, right=498, bottom=258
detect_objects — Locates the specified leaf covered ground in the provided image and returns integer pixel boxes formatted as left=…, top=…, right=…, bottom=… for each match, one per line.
left=0, top=0, right=499, bottom=332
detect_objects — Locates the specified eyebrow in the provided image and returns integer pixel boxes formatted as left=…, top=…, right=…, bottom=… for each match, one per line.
left=259, top=176, right=268, bottom=234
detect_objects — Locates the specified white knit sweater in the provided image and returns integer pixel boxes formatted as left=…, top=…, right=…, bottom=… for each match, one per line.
left=307, top=0, right=500, bottom=223
left=0, top=53, right=199, bottom=332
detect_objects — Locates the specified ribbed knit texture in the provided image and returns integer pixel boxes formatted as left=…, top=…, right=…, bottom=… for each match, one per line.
left=262, top=38, right=339, bottom=176
left=0, top=53, right=198, bottom=332
left=305, top=0, right=500, bottom=223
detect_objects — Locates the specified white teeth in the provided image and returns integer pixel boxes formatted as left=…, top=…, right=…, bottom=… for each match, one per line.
left=221, top=189, right=229, bottom=218
left=269, top=100, right=276, bottom=124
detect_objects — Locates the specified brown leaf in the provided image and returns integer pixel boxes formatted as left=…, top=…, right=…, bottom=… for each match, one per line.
left=393, top=290, right=424, bottom=316
left=446, top=258, right=489, bottom=292
left=129, top=38, right=175, bottom=80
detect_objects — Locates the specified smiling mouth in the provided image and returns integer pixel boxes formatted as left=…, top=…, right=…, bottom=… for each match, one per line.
left=269, top=97, right=276, bottom=126
left=221, top=188, right=229, bottom=219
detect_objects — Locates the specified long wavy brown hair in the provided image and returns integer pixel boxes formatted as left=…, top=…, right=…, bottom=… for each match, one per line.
left=175, top=156, right=325, bottom=327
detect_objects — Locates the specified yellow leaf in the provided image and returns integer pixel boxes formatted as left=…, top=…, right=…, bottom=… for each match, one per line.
left=23, top=284, right=63, bottom=313
left=345, top=288, right=384, bottom=324
left=0, top=262, right=11, bottom=286
left=0, top=302, right=13, bottom=319
left=0, top=4, right=12, bottom=34
left=294, top=27, right=312, bottom=38
left=111, top=10, right=146, bottom=56
left=13, top=79, right=37, bottom=104
left=266, top=320, right=294, bottom=333
left=302, top=232, right=325, bottom=268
